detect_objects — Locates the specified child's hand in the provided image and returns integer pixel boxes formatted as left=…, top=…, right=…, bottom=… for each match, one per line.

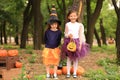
left=68, top=34, right=73, bottom=39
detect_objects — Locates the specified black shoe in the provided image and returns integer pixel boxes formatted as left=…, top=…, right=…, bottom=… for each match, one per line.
left=66, top=74, right=70, bottom=78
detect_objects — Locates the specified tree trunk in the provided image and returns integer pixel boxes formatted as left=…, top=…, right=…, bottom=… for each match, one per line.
left=15, top=26, right=19, bottom=45
left=3, top=21, right=7, bottom=44
left=94, top=28, right=101, bottom=47
left=0, top=26, right=3, bottom=44
left=79, top=0, right=85, bottom=22
left=62, top=0, right=66, bottom=26
left=56, top=0, right=66, bottom=29
left=100, top=18, right=107, bottom=45
left=86, top=0, right=104, bottom=47
left=73, top=0, right=84, bottom=22
left=116, top=17, right=120, bottom=64
left=112, top=0, right=120, bottom=64
left=20, top=0, right=33, bottom=48
left=32, top=0, right=42, bottom=50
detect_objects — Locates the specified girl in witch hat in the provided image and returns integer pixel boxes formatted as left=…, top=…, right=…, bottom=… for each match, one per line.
left=42, top=4, right=62, bottom=79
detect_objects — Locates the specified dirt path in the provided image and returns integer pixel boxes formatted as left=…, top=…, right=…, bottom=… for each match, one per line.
left=20, top=51, right=115, bottom=80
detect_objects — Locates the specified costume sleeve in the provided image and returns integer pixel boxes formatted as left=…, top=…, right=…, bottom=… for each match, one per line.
left=81, top=24, right=86, bottom=42
left=79, top=23, right=86, bottom=44
left=81, top=24, right=84, bottom=33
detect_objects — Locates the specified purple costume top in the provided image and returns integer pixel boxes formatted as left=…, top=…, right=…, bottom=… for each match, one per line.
left=44, top=29, right=62, bottom=49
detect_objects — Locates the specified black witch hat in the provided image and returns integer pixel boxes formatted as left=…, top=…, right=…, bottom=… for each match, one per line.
left=46, top=4, right=61, bottom=25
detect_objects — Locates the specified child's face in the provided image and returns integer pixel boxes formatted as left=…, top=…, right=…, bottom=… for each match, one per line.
left=50, top=22, right=58, bottom=29
left=68, top=12, right=78, bottom=23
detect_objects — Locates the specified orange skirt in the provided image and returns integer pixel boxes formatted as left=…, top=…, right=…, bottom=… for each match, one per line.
left=42, top=48, right=61, bottom=66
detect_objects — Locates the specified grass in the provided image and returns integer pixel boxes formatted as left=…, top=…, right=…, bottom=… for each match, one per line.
left=84, top=44, right=120, bottom=80
left=84, top=62, right=120, bottom=80
left=1, top=44, right=119, bottom=80
left=91, top=44, right=116, bottom=54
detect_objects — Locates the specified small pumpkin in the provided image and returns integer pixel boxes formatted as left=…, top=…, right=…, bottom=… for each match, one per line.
left=0, top=50, right=8, bottom=57
left=77, top=66, right=85, bottom=75
left=49, top=69, right=54, bottom=75
left=57, top=69, right=62, bottom=75
left=67, top=40, right=76, bottom=52
left=70, top=66, right=85, bottom=75
left=49, top=69, right=62, bottom=75
left=8, top=50, right=18, bottom=56
left=15, top=61, right=22, bottom=68
left=70, top=66, right=74, bottom=74
left=62, top=66, right=67, bottom=74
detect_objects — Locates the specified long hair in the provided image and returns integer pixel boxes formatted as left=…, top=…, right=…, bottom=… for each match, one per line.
left=66, top=10, right=79, bottom=22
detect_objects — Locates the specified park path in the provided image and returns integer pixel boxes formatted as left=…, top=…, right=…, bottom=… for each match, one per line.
left=20, top=50, right=115, bottom=80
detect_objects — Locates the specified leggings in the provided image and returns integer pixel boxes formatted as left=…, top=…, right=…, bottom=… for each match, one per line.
left=67, top=57, right=78, bottom=74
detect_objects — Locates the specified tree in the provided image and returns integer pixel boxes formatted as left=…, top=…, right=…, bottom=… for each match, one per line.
left=20, top=0, right=33, bottom=48
left=20, top=0, right=43, bottom=49
left=14, top=0, right=25, bottom=45
left=0, top=0, right=25, bottom=45
left=112, top=0, right=120, bottom=64
left=72, top=0, right=85, bottom=22
left=2, top=21, right=7, bottom=44
left=94, top=27, right=101, bottom=47
left=86, top=0, right=104, bottom=47
left=0, top=24, right=3, bottom=44
left=56, top=0, right=67, bottom=28
left=32, top=0, right=43, bottom=50
left=99, top=0, right=116, bottom=38
left=0, top=10, right=12, bottom=44
left=100, top=18, right=107, bottom=45
left=0, top=20, right=7, bottom=44
left=15, top=26, right=19, bottom=45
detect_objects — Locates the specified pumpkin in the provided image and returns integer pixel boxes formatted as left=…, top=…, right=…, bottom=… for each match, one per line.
left=70, top=66, right=85, bottom=75
left=62, top=66, right=67, bottom=74
left=77, top=66, right=85, bottom=75
left=8, top=50, right=18, bottom=56
left=0, top=50, right=8, bottom=57
left=67, top=40, right=76, bottom=52
left=49, top=69, right=54, bottom=75
left=49, top=69, right=62, bottom=75
left=15, top=61, right=22, bottom=68
left=70, top=66, right=74, bottom=74
left=57, top=69, right=62, bottom=75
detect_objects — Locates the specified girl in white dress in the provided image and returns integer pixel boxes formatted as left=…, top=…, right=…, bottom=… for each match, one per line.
left=62, top=10, right=89, bottom=78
